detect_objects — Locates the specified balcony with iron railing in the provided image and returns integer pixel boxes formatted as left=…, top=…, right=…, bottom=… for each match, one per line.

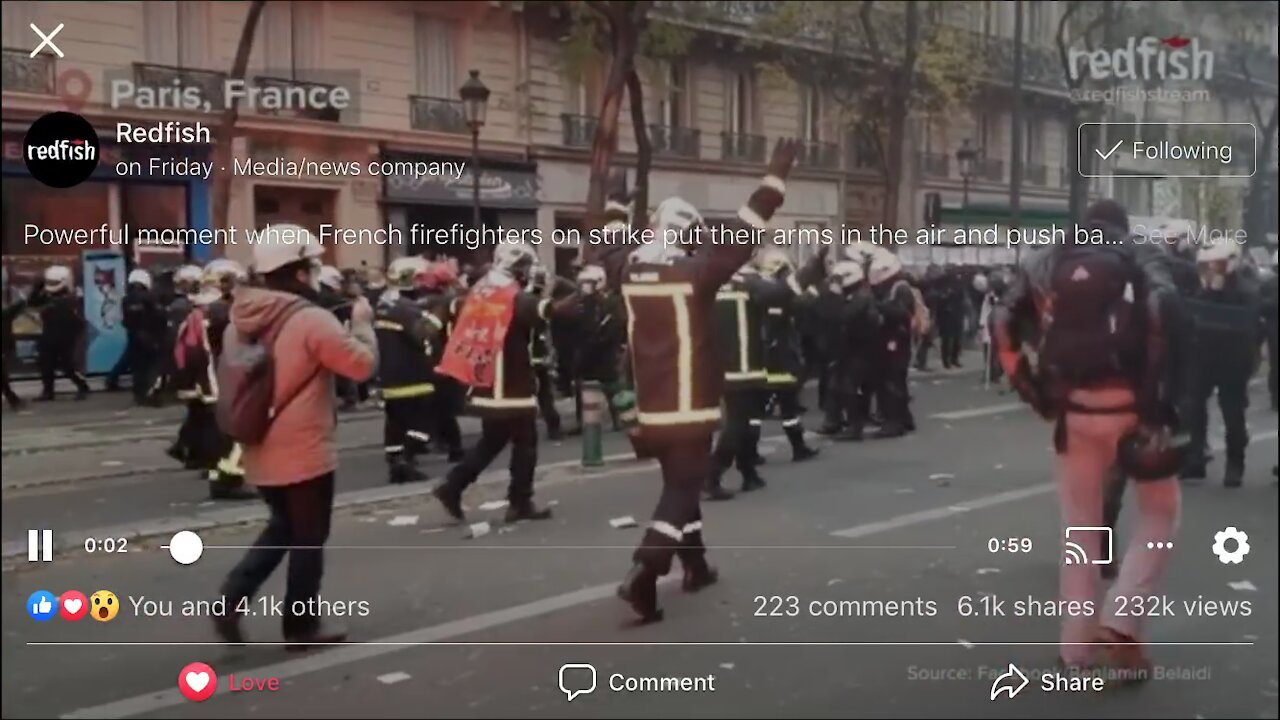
left=131, top=63, right=227, bottom=109
left=253, top=76, right=343, bottom=122
left=721, top=132, right=767, bottom=163
left=1025, top=163, right=1048, bottom=186
left=918, top=152, right=950, bottom=177
left=3, top=48, right=55, bottom=94
left=410, top=96, right=468, bottom=134
left=561, top=113, right=598, bottom=148
left=650, top=124, right=701, bottom=159
left=798, top=140, right=840, bottom=170
left=975, top=157, right=1004, bottom=182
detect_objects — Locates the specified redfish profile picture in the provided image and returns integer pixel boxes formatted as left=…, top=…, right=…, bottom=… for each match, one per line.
left=1161, top=36, right=1192, bottom=49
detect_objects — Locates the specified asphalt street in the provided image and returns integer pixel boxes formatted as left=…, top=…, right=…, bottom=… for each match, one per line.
left=2, top=371, right=1276, bottom=719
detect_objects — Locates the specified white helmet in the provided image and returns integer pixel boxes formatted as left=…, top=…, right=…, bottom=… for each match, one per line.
left=493, top=242, right=538, bottom=276
left=204, top=259, right=247, bottom=287
left=651, top=197, right=704, bottom=246
left=387, top=256, right=430, bottom=289
left=972, top=273, right=989, bottom=294
left=251, top=223, right=324, bottom=275
left=173, top=264, right=203, bottom=293
left=868, top=251, right=903, bottom=286
left=830, top=260, right=865, bottom=290
left=756, top=246, right=795, bottom=277
left=1196, top=239, right=1242, bottom=290
left=127, top=268, right=153, bottom=289
left=43, top=265, right=74, bottom=292
left=318, top=264, right=344, bottom=291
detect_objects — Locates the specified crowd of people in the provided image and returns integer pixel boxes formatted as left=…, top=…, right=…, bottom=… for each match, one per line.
left=0, top=139, right=1275, bottom=670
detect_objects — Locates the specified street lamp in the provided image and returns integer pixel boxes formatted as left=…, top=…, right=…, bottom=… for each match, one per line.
left=459, top=69, right=490, bottom=231
left=956, top=139, right=979, bottom=237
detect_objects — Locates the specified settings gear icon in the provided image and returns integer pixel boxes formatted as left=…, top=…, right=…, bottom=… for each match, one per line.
left=1212, top=527, right=1250, bottom=565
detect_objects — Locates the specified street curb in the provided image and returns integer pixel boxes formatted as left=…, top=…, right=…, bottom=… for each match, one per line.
left=1, top=410, right=385, bottom=457
left=0, top=450, right=647, bottom=561
left=0, top=440, right=386, bottom=492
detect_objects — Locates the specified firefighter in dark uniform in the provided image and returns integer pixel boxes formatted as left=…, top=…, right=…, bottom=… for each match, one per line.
left=867, top=250, right=918, bottom=438
left=415, top=261, right=466, bottom=461
left=569, top=263, right=629, bottom=433
left=376, top=256, right=437, bottom=485
left=202, top=260, right=255, bottom=500
left=754, top=247, right=820, bottom=462
left=1180, top=240, right=1262, bottom=487
left=594, top=139, right=801, bottom=622
left=113, top=269, right=167, bottom=405
left=706, top=265, right=769, bottom=500
left=526, top=265, right=563, bottom=440
left=33, top=265, right=90, bottom=401
left=828, top=259, right=882, bottom=441
left=433, top=245, right=577, bottom=523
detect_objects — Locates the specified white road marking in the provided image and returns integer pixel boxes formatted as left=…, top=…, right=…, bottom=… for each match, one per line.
left=58, top=428, right=1279, bottom=719
left=929, top=402, right=1026, bottom=421
left=376, top=671, right=411, bottom=685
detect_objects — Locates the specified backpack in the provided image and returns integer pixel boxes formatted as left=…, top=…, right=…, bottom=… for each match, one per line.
left=1039, top=247, right=1145, bottom=388
left=173, top=307, right=207, bottom=371
left=215, top=299, right=313, bottom=445
left=892, top=280, right=933, bottom=339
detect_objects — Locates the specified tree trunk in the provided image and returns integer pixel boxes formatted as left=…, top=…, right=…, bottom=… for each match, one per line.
left=880, top=2, right=919, bottom=229
left=584, top=12, right=638, bottom=232
left=1243, top=102, right=1278, bottom=246
left=626, top=69, right=651, bottom=227
left=211, top=0, right=267, bottom=233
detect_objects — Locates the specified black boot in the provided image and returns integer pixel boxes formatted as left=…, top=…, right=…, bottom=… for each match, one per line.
left=681, top=558, right=719, bottom=593
left=703, top=472, right=735, bottom=501
left=446, top=447, right=466, bottom=463
left=432, top=482, right=466, bottom=522
left=836, top=427, right=864, bottom=442
left=208, top=475, right=256, bottom=500
left=212, top=602, right=247, bottom=644
left=617, top=563, right=663, bottom=623
left=786, top=426, right=818, bottom=461
left=1223, top=461, right=1244, bottom=488
left=505, top=501, right=553, bottom=522
left=871, top=424, right=906, bottom=439
left=741, top=470, right=767, bottom=492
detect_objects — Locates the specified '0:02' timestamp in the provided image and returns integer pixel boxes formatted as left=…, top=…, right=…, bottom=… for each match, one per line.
left=84, top=537, right=129, bottom=553
left=987, top=537, right=1033, bottom=553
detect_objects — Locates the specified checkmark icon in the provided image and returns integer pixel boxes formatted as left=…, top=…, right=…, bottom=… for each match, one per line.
left=1095, top=140, right=1124, bottom=160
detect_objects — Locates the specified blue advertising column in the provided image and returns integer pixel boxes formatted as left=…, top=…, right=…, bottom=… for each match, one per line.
left=80, top=250, right=127, bottom=374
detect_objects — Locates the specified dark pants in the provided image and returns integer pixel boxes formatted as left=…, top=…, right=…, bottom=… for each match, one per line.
left=939, top=326, right=963, bottom=367
left=914, top=331, right=934, bottom=369
left=383, top=395, right=432, bottom=463
left=1185, top=365, right=1250, bottom=467
left=222, top=472, right=335, bottom=637
left=533, top=365, right=561, bottom=435
left=38, top=345, right=88, bottom=397
left=711, top=389, right=761, bottom=485
left=108, top=338, right=159, bottom=401
left=432, top=377, right=465, bottom=454
left=876, top=353, right=914, bottom=432
left=634, top=435, right=711, bottom=574
left=837, top=360, right=870, bottom=435
left=444, top=414, right=538, bottom=505
left=770, top=384, right=809, bottom=449
left=2, top=361, right=20, bottom=406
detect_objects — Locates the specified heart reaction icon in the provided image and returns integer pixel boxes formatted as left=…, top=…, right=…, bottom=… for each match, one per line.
left=59, top=591, right=88, bottom=621
left=177, top=662, right=217, bottom=702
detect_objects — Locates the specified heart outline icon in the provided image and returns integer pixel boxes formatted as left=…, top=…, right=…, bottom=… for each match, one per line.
left=177, top=662, right=217, bottom=702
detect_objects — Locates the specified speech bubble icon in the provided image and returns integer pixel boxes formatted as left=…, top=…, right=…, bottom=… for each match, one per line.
left=558, top=663, right=597, bottom=702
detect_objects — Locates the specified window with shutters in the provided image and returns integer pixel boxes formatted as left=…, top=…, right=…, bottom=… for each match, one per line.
left=802, top=85, right=822, bottom=142
left=415, top=16, right=458, bottom=98
left=657, top=61, right=688, bottom=128
left=726, top=70, right=754, bottom=135
left=143, top=2, right=209, bottom=67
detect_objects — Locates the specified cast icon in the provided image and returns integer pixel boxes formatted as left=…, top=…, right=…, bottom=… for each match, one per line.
left=90, top=590, right=120, bottom=622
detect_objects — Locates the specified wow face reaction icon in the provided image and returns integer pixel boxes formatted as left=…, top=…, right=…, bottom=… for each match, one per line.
left=90, top=590, right=119, bottom=622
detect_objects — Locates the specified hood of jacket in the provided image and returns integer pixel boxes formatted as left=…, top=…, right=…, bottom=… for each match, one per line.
left=230, top=287, right=307, bottom=337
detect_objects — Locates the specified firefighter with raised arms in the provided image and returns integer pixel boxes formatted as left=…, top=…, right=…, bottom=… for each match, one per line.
left=593, top=138, right=802, bottom=623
